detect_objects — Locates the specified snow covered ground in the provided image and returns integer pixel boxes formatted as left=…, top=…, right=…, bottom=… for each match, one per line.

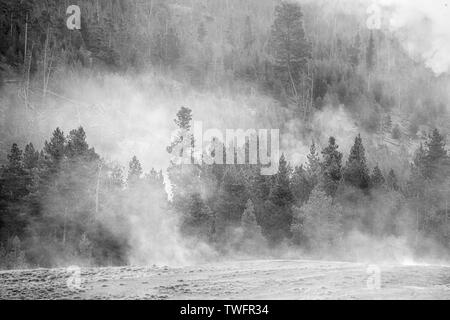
left=1, top=260, right=449, bottom=300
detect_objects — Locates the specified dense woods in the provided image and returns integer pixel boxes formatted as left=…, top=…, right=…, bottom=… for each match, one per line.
left=1, top=0, right=450, bottom=268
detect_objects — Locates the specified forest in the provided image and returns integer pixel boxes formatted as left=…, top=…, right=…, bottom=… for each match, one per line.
left=1, top=0, right=450, bottom=269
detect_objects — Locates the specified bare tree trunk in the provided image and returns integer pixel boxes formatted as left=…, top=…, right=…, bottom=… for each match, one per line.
left=287, top=64, right=300, bottom=111
left=44, top=50, right=54, bottom=95
left=63, top=207, right=67, bottom=247
left=25, top=43, right=33, bottom=111
left=95, top=162, right=103, bottom=215
left=24, top=14, right=28, bottom=65
left=10, top=13, right=13, bottom=39
left=42, top=27, right=50, bottom=101
left=446, top=197, right=448, bottom=237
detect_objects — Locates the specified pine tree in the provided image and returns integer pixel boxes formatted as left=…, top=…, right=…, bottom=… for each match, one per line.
left=306, top=142, right=321, bottom=187
left=370, top=165, right=385, bottom=189
left=423, top=129, right=448, bottom=180
left=66, top=127, right=90, bottom=159
left=0, top=144, right=29, bottom=241
left=343, top=134, right=370, bottom=190
left=269, top=1, right=311, bottom=95
left=23, top=143, right=39, bottom=170
left=269, top=154, right=293, bottom=207
left=1, top=143, right=28, bottom=201
left=321, top=137, right=343, bottom=196
left=260, top=155, right=294, bottom=244
left=44, top=128, right=66, bottom=166
left=6, top=143, right=23, bottom=170
left=127, top=156, right=143, bottom=186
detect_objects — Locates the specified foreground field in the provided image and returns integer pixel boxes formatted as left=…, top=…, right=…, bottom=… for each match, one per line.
left=1, top=260, right=449, bottom=300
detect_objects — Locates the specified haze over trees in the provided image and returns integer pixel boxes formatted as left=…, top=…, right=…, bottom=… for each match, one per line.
left=1, top=0, right=450, bottom=268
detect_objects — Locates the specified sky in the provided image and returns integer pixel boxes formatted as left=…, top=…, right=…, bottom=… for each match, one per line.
left=369, top=0, right=450, bottom=74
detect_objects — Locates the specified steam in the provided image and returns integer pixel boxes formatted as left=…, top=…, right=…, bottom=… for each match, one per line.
left=3, top=0, right=450, bottom=268
left=284, top=105, right=359, bottom=165
left=379, top=0, right=450, bottom=75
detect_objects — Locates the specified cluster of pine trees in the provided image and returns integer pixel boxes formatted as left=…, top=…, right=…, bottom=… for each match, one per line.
left=1, top=1, right=450, bottom=268
left=1, top=106, right=449, bottom=269
left=168, top=107, right=450, bottom=256
left=0, top=126, right=166, bottom=269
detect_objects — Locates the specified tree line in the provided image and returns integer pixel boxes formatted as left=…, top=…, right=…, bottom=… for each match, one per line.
left=1, top=106, right=449, bottom=269
left=0, top=126, right=166, bottom=268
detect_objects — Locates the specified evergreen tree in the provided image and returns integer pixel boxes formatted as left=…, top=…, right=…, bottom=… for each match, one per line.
left=127, top=156, right=143, bottom=187
left=1, top=144, right=28, bottom=200
left=23, top=143, right=39, bottom=170
left=6, top=143, right=23, bottom=171
left=269, top=1, right=311, bottom=94
left=321, top=137, right=343, bottom=196
left=423, top=129, right=448, bottom=180
left=66, top=127, right=90, bottom=159
left=43, top=128, right=66, bottom=167
left=269, top=154, right=293, bottom=207
left=343, top=134, right=370, bottom=190
left=370, top=165, right=385, bottom=189
left=0, top=144, right=29, bottom=241
left=306, top=141, right=321, bottom=187
left=260, top=155, right=293, bottom=244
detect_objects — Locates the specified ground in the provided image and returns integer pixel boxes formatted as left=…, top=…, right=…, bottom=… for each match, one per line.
left=1, top=260, right=450, bottom=300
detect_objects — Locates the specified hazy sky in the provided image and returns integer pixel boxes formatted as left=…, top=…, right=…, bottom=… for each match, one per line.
left=371, top=0, right=450, bottom=74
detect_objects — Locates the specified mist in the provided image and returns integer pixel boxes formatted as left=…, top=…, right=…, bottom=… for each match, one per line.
left=1, top=0, right=450, bottom=273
